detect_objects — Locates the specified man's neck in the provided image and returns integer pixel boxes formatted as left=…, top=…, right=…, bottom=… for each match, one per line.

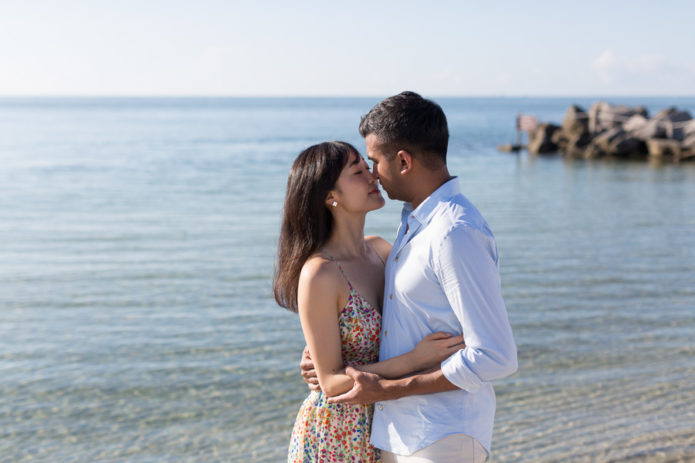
left=409, top=168, right=453, bottom=210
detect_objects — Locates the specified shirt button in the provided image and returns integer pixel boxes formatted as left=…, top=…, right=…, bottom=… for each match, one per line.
left=378, top=404, right=383, bottom=410
left=389, top=294, right=392, bottom=299
left=394, top=256, right=399, bottom=262
left=384, top=330, right=388, bottom=336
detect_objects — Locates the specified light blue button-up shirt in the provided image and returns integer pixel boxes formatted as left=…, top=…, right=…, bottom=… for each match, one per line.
left=370, top=177, right=517, bottom=456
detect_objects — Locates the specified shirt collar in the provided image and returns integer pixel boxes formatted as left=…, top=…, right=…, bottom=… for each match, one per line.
left=403, top=177, right=460, bottom=225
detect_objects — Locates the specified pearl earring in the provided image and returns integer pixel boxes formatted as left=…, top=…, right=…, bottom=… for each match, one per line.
left=332, top=201, right=338, bottom=207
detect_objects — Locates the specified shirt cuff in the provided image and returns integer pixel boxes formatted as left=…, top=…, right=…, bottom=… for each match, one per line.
left=441, top=351, right=483, bottom=392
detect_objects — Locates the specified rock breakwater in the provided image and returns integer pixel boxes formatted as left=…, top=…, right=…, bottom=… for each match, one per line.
left=526, top=102, right=695, bottom=162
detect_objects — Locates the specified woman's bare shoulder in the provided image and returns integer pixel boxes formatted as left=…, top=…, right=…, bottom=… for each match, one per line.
left=297, top=254, right=345, bottom=315
left=365, top=235, right=392, bottom=262
left=299, top=254, right=341, bottom=293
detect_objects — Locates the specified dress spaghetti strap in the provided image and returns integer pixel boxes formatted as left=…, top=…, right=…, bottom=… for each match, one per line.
left=323, top=243, right=385, bottom=286
left=321, top=251, right=354, bottom=289
left=366, top=242, right=386, bottom=267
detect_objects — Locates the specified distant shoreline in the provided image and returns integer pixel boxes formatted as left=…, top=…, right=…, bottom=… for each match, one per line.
left=2, top=95, right=695, bottom=100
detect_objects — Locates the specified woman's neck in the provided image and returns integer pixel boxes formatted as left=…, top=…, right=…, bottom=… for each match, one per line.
left=323, top=213, right=367, bottom=260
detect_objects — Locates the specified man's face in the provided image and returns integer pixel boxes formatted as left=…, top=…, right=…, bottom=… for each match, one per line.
left=365, top=134, right=405, bottom=201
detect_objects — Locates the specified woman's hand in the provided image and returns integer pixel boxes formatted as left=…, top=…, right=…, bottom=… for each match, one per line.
left=411, top=332, right=465, bottom=370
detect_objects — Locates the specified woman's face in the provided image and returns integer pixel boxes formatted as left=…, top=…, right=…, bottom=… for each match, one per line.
left=330, top=151, right=385, bottom=213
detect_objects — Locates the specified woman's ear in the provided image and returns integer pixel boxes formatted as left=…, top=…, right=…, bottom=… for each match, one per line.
left=325, top=192, right=338, bottom=208
left=396, top=150, right=413, bottom=175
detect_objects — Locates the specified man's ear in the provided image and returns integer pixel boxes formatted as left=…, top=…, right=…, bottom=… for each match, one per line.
left=396, top=150, right=413, bottom=175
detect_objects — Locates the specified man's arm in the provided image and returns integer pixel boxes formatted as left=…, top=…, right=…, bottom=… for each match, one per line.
left=436, top=225, right=517, bottom=390
left=301, top=331, right=465, bottom=394
left=327, top=366, right=457, bottom=405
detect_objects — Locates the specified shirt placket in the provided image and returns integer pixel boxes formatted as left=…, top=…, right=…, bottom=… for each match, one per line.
left=382, top=214, right=406, bottom=349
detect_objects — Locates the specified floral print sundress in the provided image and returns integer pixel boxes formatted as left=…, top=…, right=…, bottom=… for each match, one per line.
left=288, top=256, right=382, bottom=462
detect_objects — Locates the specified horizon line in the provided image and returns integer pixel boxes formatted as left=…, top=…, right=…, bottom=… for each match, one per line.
left=2, top=94, right=695, bottom=99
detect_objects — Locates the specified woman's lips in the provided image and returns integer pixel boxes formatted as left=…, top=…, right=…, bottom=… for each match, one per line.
left=369, top=188, right=380, bottom=194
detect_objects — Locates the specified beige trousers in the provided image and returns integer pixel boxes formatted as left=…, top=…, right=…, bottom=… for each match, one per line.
left=381, top=434, right=488, bottom=463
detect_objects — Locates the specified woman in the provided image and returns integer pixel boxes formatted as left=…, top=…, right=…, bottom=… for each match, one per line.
left=274, top=141, right=463, bottom=462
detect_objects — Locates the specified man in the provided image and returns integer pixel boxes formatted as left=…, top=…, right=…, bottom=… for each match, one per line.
left=301, top=91, right=517, bottom=462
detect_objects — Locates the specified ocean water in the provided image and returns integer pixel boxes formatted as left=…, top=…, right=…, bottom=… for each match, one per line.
left=0, top=96, right=694, bottom=462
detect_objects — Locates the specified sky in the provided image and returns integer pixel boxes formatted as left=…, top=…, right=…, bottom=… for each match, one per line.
left=1, top=0, right=694, bottom=97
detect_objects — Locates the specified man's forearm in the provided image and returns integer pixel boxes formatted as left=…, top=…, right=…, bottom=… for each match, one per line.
left=380, top=368, right=459, bottom=400
left=327, top=366, right=462, bottom=405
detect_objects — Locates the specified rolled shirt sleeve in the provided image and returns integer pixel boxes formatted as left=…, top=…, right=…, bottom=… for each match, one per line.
left=437, top=225, right=518, bottom=391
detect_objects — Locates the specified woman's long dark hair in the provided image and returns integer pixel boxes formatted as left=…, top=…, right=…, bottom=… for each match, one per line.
left=274, top=141, right=358, bottom=312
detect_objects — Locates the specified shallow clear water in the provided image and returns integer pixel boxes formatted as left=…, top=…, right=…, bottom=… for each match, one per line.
left=1, top=97, right=694, bottom=462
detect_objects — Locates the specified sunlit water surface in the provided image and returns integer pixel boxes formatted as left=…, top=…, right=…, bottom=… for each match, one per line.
left=1, top=97, right=694, bottom=462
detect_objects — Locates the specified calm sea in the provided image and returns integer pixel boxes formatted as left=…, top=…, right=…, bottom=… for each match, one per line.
left=1, top=97, right=694, bottom=462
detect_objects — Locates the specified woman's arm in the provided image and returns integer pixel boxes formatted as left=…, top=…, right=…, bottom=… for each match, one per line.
left=297, top=257, right=355, bottom=397
left=355, top=332, right=464, bottom=378
left=299, top=331, right=465, bottom=389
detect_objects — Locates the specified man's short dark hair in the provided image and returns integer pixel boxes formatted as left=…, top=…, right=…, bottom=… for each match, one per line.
left=359, top=91, right=449, bottom=168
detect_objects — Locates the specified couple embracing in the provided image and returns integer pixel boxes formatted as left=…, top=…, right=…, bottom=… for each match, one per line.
left=274, top=92, right=518, bottom=463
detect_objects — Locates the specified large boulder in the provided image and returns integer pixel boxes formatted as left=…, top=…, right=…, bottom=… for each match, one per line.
left=528, top=123, right=561, bottom=154
left=624, top=114, right=666, bottom=141
left=551, top=128, right=569, bottom=151
left=582, top=143, right=604, bottom=160
left=584, top=128, right=621, bottom=159
left=583, top=128, right=646, bottom=159
left=610, top=135, right=647, bottom=159
left=623, top=114, right=648, bottom=132
left=593, top=127, right=625, bottom=152
left=562, top=105, right=589, bottom=138
left=652, top=108, right=692, bottom=141
left=683, top=120, right=695, bottom=139
left=683, top=123, right=695, bottom=151
left=588, top=101, right=648, bottom=134
left=564, top=133, right=592, bottom=158
left=682, top=125, right=695, bottom=161
left=646, top=139, right=682, bottom=159
left=684, top=134, right=695, bottom=150
left=680, top=150, right=695, bottom=161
